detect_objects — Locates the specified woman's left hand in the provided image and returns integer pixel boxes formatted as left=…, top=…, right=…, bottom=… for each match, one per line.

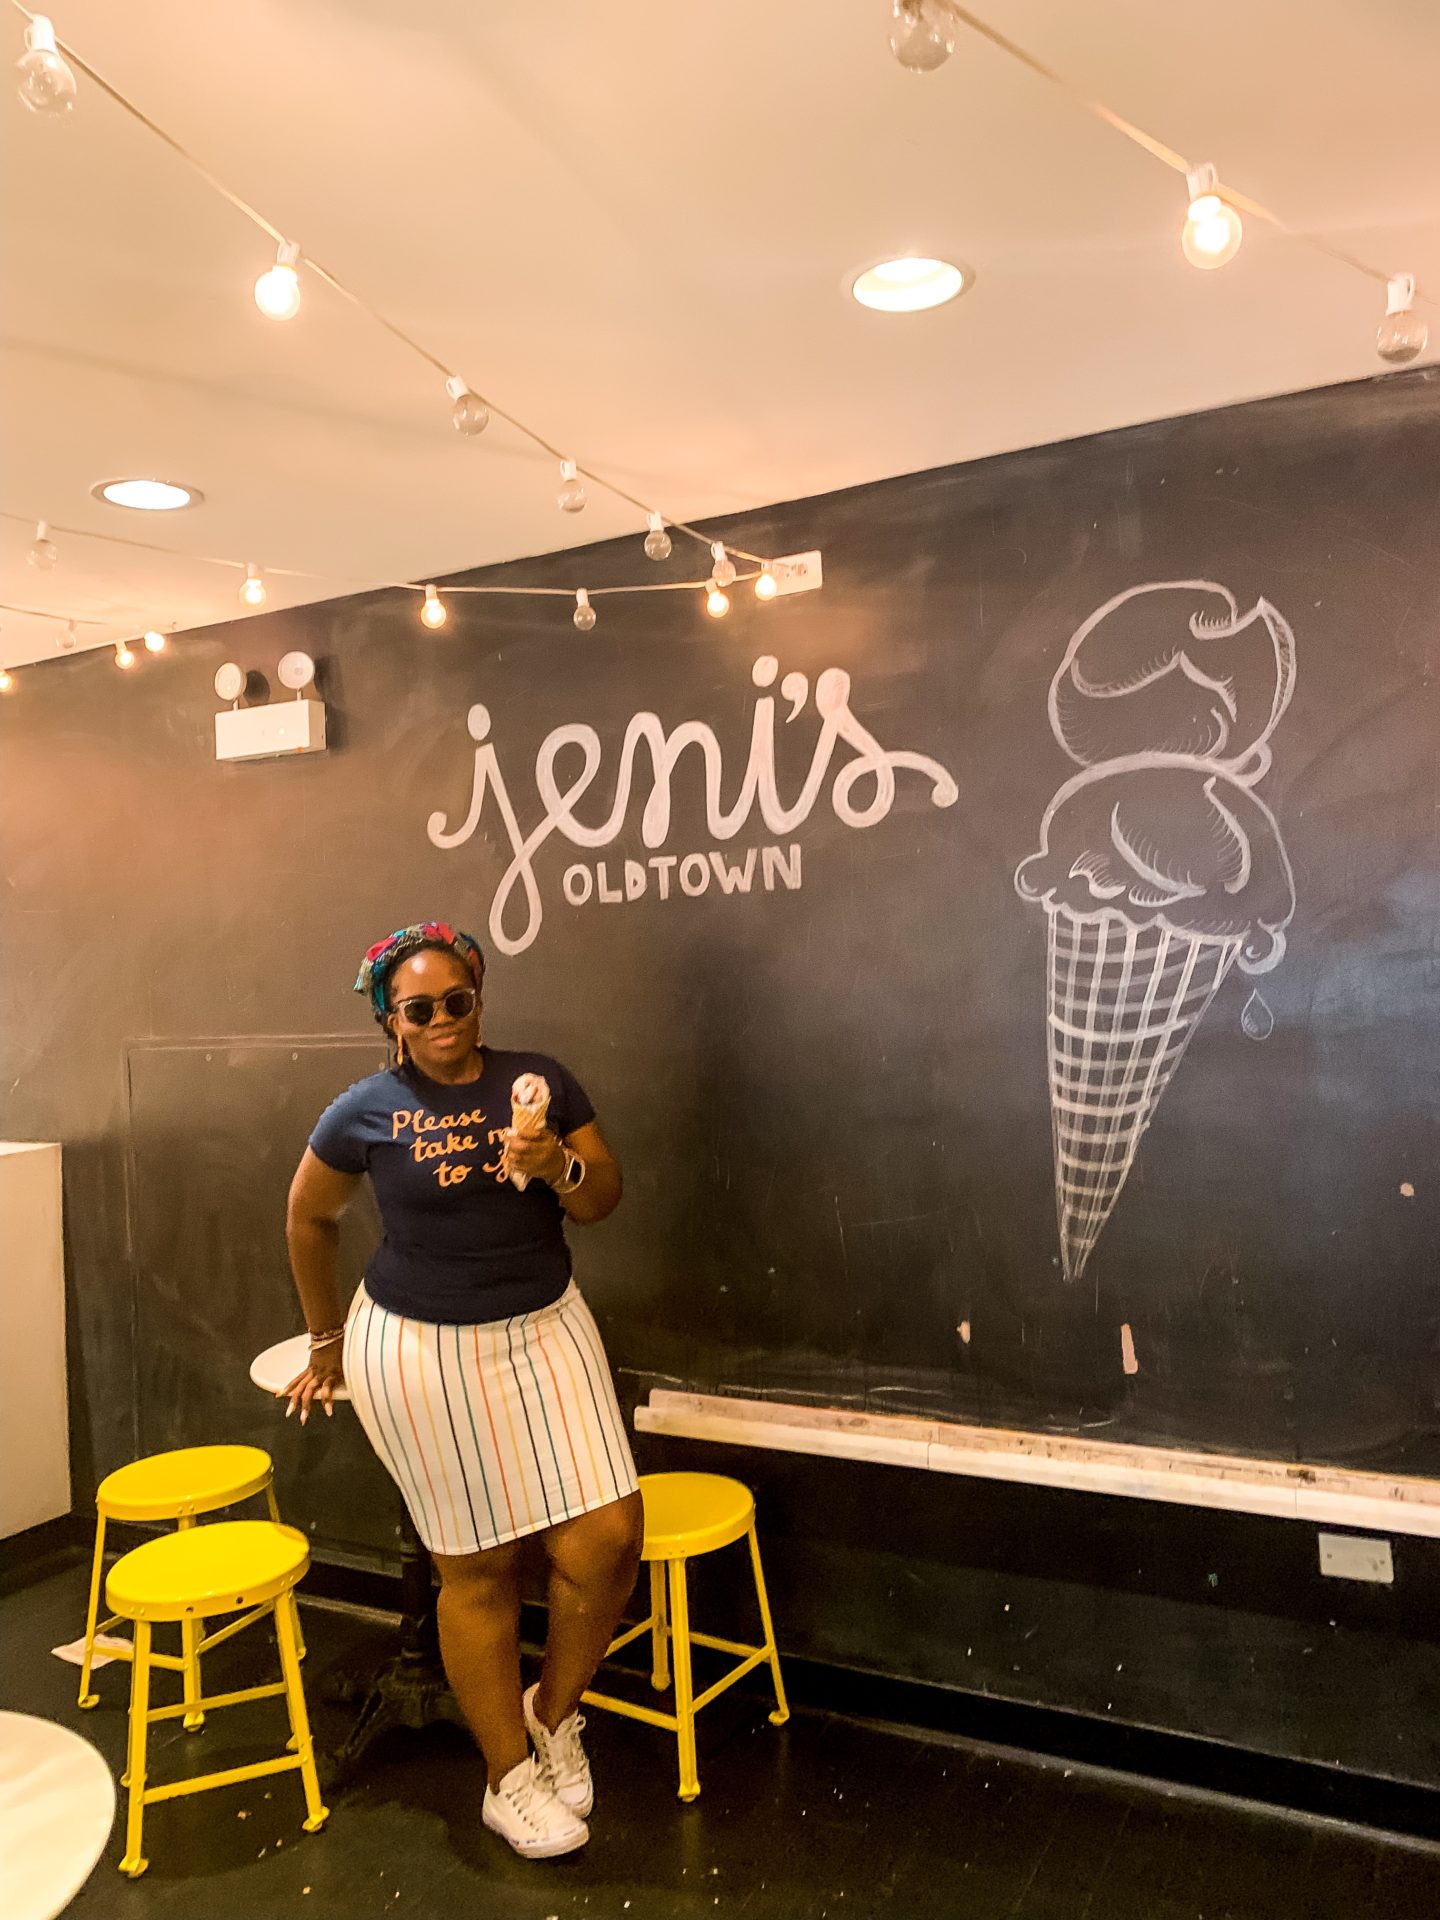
left=502, top=1128, right=567, bottom=1186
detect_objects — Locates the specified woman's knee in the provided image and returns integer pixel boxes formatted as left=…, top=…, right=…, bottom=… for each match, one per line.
left=435, top=1540, right=523, bottom=1609
left=550, top=1494, right=644, bottom=1582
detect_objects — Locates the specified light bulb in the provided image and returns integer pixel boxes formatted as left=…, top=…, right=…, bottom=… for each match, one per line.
left=0, top=669, right=13, bottom=694
left=644, top=511, right=672, bottom=562
left=573, top=589, right=597, bottom=633
left=1181, top=167, right=1242, bottom=269
left=240, top=563, right=267, bottom=607
left=1377, top=272, right=1428, bottom=365
left=254, top=242, right=302, bottom=320
left=16, top=15, right=76, bottom=114
left=851, top=256, right=967, bottom=313
left=421, top=586, right=448, bottom=629
left=27, top=519, right=57, bottom=570
left=888, top=0, right=955, bottom=73
left=144, top=629, right=166, bottom=653
left=710, top=542, right=737, bottom=589
left=445, top=375, right=490, bottom=435
left=58, top=621, right=77, bottom=652
left=115, top=641, right=136, bottom=671
left=755, top=565, right=779, bottom=602
left=557, top=459, right=586, bottom=514
left=705, top=581, right=730, bottom=620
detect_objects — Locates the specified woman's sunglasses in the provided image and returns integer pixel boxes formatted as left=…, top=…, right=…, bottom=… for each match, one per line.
left=391, top=988, right=478, bottom=1027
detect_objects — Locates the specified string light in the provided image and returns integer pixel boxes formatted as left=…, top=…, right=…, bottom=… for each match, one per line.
left=8, top=0, right=1423, bottom=659
left=1, top=15, right=776, bottom=603
left=421, top=585, right=447, bottom=628
left=892, top=7, right=1437, bottom=348
left=445, top=375, right=490, bottom=436
left=114, top=639, right=136, bottom=670
left=755, top=565, right=779, bottom=602
left=1181, top=166, right=1242, bottom=270
left=58, top=620, right=77, bottom=651
left=557, top=459, right=586, bottom=514
left=573, top=589, right=597, bottom=632
left=143, top=628, right=166, bottom=653
left=254, top=241, right=302, bottom=320
left=644, top=512, right=672, bottom=562
left=0, top=668, right=13, bottom=694
left=15, top=13, right=76, bottom=114
left=3, top=510, right=780, bottom=651
left=27, top=519, right=57, bottom=570
left=705, top=581, right=730, bottom=620
left=888, top=0, right=956, bottom=72
left=1377, top=273, right=1427, bottom=365
left=710, top=542, right=737, bottom=589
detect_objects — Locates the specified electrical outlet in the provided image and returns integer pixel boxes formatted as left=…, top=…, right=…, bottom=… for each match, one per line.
left=770, top=549, right=823, bottom=597
left=1318, top=1532, right=1394, bottom=1584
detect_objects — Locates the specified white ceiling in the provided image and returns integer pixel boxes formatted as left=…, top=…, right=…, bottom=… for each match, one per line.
left=2, top=0, right=1437, bottom=669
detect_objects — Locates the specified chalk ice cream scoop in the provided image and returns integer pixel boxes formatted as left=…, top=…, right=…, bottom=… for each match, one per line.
left=508, top=1073, right=552, bottom=1191
left=1048, top=583, right=1296, bottom=779
left=1015, top=759, right=1295, bottom=1282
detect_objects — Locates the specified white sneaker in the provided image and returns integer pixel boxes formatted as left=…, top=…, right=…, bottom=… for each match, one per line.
left=524, top=1682, right=594, bottom=1817
left=482, top=1755, right=589, bottom=1858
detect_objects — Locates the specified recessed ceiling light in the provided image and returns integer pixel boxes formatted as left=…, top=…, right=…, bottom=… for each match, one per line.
left=850, top=256, right=970, bottom=314
left=92, top=478, right=203, bottom=512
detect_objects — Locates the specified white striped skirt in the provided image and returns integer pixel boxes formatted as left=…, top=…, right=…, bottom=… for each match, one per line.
left=343, top=1280, right=639, bottom=1556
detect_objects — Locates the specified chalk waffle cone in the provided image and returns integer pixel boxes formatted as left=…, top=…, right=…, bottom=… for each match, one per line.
left=1044, top=907, right=1241, bottom=1281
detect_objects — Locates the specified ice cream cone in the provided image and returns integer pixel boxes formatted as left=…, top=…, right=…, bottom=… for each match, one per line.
left=508, top=1073, right=551, bottom=1191
left=1044, top=908, right=1241, bottom=1281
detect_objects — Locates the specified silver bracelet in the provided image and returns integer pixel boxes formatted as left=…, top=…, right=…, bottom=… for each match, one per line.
left=550, top=1148, right=585, bottom=1195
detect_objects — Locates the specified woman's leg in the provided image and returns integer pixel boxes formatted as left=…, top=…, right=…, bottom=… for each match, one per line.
left=433, top=1541, right=528, bottom=1788
left=533, top=1492, right=644, bottom=1729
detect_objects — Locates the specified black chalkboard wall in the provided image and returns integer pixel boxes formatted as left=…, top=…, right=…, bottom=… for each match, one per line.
left=4, top=372, right=1439, bottom=1780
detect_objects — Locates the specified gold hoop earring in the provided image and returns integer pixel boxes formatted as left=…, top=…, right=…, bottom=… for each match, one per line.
left=394, top=1030, right=405, bottom=1066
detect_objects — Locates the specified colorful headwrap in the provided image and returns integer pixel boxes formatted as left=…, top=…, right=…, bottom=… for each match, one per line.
left=353, top=921, right=486, bottom=1013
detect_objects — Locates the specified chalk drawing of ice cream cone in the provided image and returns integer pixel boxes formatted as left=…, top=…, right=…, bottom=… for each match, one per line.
left=1016, top=583, right=1297, bottom=1282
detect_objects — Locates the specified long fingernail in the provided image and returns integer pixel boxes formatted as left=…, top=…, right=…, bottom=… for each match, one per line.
left=325, top=1404, right=333, bottom=1418
left=285, top=1404, right=294, bottom=1419
left=300, top=1410, right=308, bottom=1426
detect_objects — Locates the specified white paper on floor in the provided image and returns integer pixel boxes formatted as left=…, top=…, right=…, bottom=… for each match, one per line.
left=51, top=1635, right=130, bottom=1668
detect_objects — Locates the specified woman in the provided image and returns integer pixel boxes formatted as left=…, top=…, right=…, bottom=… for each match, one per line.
left=281, top=920, right=643, bottom=1860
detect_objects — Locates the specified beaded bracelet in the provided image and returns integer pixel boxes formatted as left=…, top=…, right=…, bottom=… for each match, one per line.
left=308, top=1326, right=346, bottom=1349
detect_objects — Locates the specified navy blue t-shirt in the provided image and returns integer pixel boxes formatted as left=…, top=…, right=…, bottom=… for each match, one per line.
left=308, top=1047, right=596, bottom=1324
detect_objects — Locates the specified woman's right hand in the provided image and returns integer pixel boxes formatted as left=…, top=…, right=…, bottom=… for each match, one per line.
left=279, top=1338, right=344, bottom=1424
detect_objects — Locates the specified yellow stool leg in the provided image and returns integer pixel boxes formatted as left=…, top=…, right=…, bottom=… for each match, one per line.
left=175, top=1517, right=205, bottom=1732
left=649, top=1560, right=670, bottom=1691
left=287, top=1586, right=307, bottom=1666
left=747, top=1523, right=789, bottom=1726
left=77, top=1512, right=108, bottom=1710
left=275, top=1589, right=328, bottom=1833
left=667, top=1558, right=699, bottom=1801
left=264, top=1481, right=306, bottom=1660
left=118, top=1620, right=151, bottom=1877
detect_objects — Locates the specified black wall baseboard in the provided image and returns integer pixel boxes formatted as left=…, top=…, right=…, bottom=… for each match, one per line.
left=0, top=1513, right=87, bottom=1596
left=766, top=1649, right=1440, bottom=1844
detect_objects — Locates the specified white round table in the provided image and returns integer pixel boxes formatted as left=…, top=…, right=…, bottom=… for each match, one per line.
left=0, top=1711, right=115, bottom=1920
left=250, top=1332, right=353, bottom=1402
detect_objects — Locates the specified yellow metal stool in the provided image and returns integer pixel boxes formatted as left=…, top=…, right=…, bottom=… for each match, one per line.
left=105, top=1518, right=328, bottom=1878
left=583, top=1472, right=788, bottom=1800
left=78, top=1444, right=294, bottom=1725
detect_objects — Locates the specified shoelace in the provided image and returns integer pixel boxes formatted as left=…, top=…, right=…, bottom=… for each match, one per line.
left=544, top=1712, right=587, bottom=1780
left=503, top=1768, right=549, bottom=1830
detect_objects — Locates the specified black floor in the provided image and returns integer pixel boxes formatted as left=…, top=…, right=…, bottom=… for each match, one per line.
left=5, top=1560, right=1440, bottom=1920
